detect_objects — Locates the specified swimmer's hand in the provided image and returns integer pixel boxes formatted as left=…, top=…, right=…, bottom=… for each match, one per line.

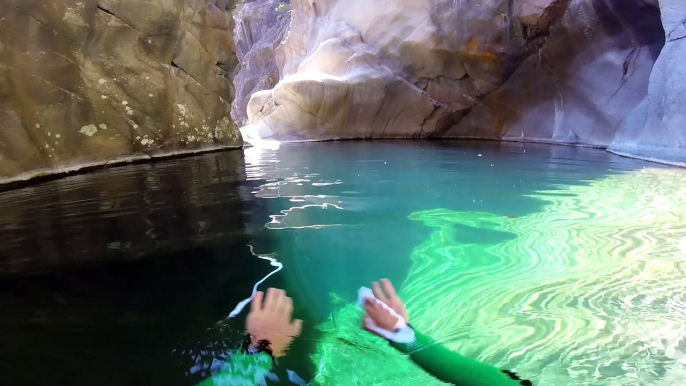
left=363, top=279, right=409, bottom=333
left=246, top=288, right=303, bottom=358
left=372, top=279, right=408, bottom=322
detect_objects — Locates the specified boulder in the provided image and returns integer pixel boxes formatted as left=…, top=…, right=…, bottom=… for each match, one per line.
left=0, top=0, right=242, bottom=183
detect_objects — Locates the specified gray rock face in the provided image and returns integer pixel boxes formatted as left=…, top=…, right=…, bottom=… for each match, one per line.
left=0, top=0, right=242, bottom=183
left=240, top=0, right=680, bottom=164
left=609, top=0, right=686, bottom=165
left=231, top=0, right=291, bottom=127
left=2, top=0, right=682, bottom=175
left=448, top=0, right=664, bottom=146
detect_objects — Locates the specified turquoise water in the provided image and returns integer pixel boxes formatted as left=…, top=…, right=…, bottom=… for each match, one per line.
left=1, top=141, right=686, bottom=385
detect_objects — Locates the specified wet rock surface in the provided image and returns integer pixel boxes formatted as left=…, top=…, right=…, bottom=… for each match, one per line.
left=609, top=0, right=686, bottom=165
left=230, top=0, right=291, bottom=127
left=1, top=0, right=683, bottom=180
left=0, top=0, right=243, bottom=183
left=240, top=0, right=682, bottom=165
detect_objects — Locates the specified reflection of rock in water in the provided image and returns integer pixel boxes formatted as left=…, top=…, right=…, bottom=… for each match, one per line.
left=0, top=147, right=275, bottom=384
left=0, top=151, right=247, bottom=276
left=313, top=167, right=686, bottom=385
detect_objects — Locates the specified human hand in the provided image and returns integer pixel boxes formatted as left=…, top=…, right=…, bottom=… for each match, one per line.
left=363, top=279, right=409, bottom=334
left=372, top=279, right=408, bottom=322
left=246, top=288, right=303, bottom=358
left=364, top=298, right=402, bottom=331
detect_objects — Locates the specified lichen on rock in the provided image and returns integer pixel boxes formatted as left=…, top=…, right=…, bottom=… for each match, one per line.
left=0, top=0, right=243, bottom=183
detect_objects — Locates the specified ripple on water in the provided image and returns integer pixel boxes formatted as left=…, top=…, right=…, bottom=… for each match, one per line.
left=312, top=168, right=686, bottom=385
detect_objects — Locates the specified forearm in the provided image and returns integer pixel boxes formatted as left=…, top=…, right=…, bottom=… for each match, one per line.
left=391, top=328, right=531, bottom=386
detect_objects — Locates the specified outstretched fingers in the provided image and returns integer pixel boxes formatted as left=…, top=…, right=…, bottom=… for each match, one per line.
left=264, top=288, right=285, bottom=311
left=371, top=281, right=388, bottom=304
left=364, top=298, right=381, bottom=315
left=380, top=279, right=398, bottom=300
left=279, top=295, right=293, bottom=315
left=251, top=291, right=264, bottom=313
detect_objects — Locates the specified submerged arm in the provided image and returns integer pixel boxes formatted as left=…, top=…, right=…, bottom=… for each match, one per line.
left=362, top=279, right=531, bottom=386
left=196, top=350, right=274, bottom=386
left=391, top=327, right=531, bottom=386
left=199, top=288, right=302, bottom=385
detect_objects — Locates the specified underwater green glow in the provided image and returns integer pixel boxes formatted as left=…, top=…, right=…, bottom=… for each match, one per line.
left=312, top=168, right=686, bottom=385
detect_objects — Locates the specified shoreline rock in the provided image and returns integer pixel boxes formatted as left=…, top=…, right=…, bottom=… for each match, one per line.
left=0, top=0, right=243, bottom=181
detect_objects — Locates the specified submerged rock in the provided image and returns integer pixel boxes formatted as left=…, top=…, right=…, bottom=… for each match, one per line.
left=0, top=0, right=243, bottom=183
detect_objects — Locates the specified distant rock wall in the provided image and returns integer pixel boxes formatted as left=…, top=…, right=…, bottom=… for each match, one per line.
left=2, top=0, right=682, bottom=177
left=231, top=0, right=291, bottom=127
left=447, top=0, right=664, bottom=146
left=609, top=0, right=686, bottom=165
left=0, top=0, right=243, bottom=183
left=241, top=0, right=684, bottom=165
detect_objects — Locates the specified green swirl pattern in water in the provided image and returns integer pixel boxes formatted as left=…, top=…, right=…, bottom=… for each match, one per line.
left=311, top=168, right=686, bottom=385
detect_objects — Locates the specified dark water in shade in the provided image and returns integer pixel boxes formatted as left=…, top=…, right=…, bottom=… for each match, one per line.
left=0, top=141, right=684, bottom=385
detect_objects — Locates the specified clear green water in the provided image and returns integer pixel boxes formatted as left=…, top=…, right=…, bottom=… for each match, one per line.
left=1, top=141, right=685, bottom=385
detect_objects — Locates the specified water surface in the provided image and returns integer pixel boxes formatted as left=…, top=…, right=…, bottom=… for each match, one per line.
left=1, top=141, right=685, bottom=385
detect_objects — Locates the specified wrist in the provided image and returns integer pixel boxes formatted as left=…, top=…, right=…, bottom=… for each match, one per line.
left=243, top=333, right=271, bottom=351
left=389, top=325, right=419, bottom=354
left=248, top=335, right=260, bottom=349
left=393, top=324, right=416, bottom=343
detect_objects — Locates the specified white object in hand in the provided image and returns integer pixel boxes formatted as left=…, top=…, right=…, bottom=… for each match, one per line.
left=358, top=287, right=415, bottom=343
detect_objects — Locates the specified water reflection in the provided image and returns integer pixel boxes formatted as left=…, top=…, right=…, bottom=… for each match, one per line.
left=237, top=141, right=685, bottom=385
left=0, top=151, right=284, bottom=385
left=238, top=141, right=657, bottom=327
left=0, top=141, right=680, bottom=386
left=243, top=144, right=346, bottom=230
left=0, top=152, right=247, bottom=276
left=314, top=168, right=686, bottom=385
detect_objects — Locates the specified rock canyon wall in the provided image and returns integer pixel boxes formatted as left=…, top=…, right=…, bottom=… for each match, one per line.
left=0, top=0, right=243, bottom=183
left=609, top=0, right=686, bottom=165
left=1, top=0, right=684, bottom=182
left=241, top=0, right=683, bottom=165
